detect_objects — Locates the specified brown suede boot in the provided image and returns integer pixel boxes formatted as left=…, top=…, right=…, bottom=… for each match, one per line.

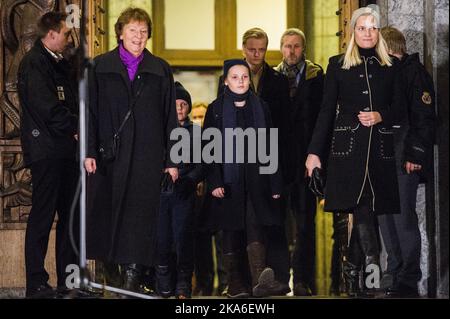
left=247, top=242, right=288, bottom=297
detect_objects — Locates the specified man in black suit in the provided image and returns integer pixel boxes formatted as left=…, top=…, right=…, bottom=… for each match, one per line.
left=275, top=28, right=324, bottom=296
left=18, top=12, right=79, bottom=298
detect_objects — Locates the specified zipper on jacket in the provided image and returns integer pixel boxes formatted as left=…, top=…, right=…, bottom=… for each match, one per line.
left=367, top=172, right=375, bottom=212
left=356, top=57, right=376, bottom=211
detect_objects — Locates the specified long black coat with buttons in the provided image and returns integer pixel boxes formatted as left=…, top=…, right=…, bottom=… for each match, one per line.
left=86, top=48, right=178, bottom=266
left=308, top=51, right=403, bottom=215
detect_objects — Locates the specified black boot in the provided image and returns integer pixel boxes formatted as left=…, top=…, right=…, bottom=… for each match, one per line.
left=344, top=225, right=364, bottom=298
left=121, top=264, right=143, bottom=294
left=104, top=262, right=121, bottom=288
left=156, top=265, right=173, bottom=298
left=362, top=255, right=381, bottom=297
left=247, top=242, right=290, bottom=297
left=223, top=253, right=250, bottom=298
left=175, top=269, right=192, bottom=299
left=357, top=223, right=381, bottom=296
left=343, top=260, right=361, bottom=298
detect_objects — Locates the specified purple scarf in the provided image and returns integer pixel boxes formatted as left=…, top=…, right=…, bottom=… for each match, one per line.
left=119, top=43, right=144, bottom=81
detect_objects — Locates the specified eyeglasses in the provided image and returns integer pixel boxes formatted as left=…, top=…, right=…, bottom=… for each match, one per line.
left=355, top=26, right=379, bottom=33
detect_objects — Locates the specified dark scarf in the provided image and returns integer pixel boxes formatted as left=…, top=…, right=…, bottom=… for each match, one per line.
left=222, top=86, right=266, bottom=184
left=279, top=59, right=305, bottom=98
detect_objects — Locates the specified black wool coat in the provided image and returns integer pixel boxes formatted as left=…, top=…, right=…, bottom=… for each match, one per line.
left=18, top=40, right=78, bottom=167
left=201, top=93, right=283, bottom=231
left=394, top=53, right=436, bottom=179
left=308, top=51, right=403, bottom=215
left=86, top=48, right=177, bottom=266
left=275, top=59, right=325, bottom=182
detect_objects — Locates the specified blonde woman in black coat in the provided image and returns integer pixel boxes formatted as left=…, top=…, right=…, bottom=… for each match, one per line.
left=306, top=5, right=403, bottom=297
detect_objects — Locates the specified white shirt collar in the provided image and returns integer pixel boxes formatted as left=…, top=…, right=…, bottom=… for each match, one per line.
left=43, top=44, right=64, bottom=62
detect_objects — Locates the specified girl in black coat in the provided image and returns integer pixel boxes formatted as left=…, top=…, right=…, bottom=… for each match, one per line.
left=203, top=59, right=285, bottom=298
left=306, top=5, right=402, bottom=297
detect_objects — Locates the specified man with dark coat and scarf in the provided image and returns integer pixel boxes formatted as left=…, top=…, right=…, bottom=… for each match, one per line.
left=84, top=8, right=178, bottom=294
left=275, top=28, right=324, bottom=296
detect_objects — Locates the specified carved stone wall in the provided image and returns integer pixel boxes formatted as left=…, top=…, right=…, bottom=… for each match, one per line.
left=0, top=0, right=106, bottom=291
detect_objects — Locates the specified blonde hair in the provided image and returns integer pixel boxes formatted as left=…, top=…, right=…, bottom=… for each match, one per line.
left=192, top=102, right=208, bottom=110
left=280, top=28, right=306, bottom=50
left=242, top=27, right=268, bottom=47
left=342, top=16, right=392, bottom=69
left=380, top=26, right=407, bottom=55
left=342, top=13, right=392, bottom=70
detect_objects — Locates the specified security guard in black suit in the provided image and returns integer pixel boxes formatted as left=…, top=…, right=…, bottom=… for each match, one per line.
left=378, top=27, right=436, bottom=298
left=18, top=12, right=78, bottom=298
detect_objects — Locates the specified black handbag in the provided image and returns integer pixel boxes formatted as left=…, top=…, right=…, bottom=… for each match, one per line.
left=308, top=167, right=326, bottom=198
left=99, top=132, right=120, bottom=163
left=98, top=82, right=144, bottom=163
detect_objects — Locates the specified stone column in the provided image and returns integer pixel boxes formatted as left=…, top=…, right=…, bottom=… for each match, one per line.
left=425, top=0, right=449, bottom=299
left=377, top=0, right=449, bottom=298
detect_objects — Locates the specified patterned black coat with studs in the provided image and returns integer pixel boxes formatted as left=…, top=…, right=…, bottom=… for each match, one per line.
left=308, top=50, right=404, bottom=215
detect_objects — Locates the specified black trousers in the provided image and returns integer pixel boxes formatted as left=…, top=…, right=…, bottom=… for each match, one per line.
left=264, top=191, right=290, bottom=286
left=25, top=159, right=79, bottom=289
left=378, top=173, right=421, bottom=289
left=194, top=230, right=226, bottom=295
left=157, top=192, right=195, bottom=273
left=290, top=181, right=316, bottom=291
